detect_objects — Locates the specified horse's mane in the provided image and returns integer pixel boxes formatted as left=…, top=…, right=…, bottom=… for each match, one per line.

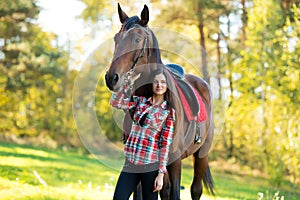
left=149, top=30, right=162, bottom=65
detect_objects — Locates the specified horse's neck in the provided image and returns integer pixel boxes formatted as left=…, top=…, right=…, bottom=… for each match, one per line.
left=149, top=30, right=163, bottom=64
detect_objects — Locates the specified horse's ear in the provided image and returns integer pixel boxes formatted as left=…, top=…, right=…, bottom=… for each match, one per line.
left=118, top=3, right=128, bottom=24
left=140, top=5, right=149, bottom=26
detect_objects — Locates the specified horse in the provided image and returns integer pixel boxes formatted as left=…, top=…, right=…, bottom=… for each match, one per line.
left=105, top=3, right=215, bottom=200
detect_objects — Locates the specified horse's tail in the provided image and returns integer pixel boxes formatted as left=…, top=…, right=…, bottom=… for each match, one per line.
left=203, top=165, right=215, bottom=196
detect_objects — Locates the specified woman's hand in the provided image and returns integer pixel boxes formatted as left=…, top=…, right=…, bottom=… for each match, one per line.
left=123, top=73, right=141, bottom=95
left=125, top=72, right=141, bottom=86
left=153, top=172, right=164, bottom=192
left=131, top=72, right=141, bottom=84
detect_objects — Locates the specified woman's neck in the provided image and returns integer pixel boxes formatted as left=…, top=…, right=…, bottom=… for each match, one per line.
left=152, top=94, right=164, bottom=105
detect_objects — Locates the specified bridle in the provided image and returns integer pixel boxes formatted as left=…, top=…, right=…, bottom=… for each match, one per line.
left=123, top=25, right=151, bottom=89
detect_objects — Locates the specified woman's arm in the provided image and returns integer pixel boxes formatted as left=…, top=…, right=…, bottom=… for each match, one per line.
left=110, top=73, right=141, bottom=110
left=158, top=108, right=176, bottom=173
left=110, top=84, right=139, bottom=110
left=154, top=108, right=175, bottom=192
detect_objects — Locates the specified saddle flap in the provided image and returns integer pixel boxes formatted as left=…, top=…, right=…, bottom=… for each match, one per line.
left=166, top=64, right=207, bottom=122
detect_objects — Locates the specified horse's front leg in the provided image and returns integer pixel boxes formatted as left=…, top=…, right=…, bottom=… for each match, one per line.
left=167, top=158, right=182, bottom=200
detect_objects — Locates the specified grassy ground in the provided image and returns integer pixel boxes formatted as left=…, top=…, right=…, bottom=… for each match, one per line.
left=0, top=142, right=299, bottom=200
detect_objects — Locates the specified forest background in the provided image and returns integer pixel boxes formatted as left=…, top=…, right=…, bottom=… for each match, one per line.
left=0, top=0, right=299, bottom=192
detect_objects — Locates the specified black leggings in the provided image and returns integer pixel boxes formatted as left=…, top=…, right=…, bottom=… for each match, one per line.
left=113, top=170, right=159, bottom=200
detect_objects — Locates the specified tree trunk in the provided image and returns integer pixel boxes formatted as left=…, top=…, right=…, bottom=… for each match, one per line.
left=241, top=0, right=247, bottom=49
left=216, top=32, right=222, bottom=100
left=197, top=3, right=210, bottom=84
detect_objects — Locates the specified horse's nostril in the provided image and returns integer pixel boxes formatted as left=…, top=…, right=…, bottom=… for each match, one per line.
left=105, top=73, right=118, bottom=90
left=113, top=74, right=119, bottom=85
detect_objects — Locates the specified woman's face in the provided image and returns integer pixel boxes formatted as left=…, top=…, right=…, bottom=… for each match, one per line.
left=152, top=73, right=167, bottom=96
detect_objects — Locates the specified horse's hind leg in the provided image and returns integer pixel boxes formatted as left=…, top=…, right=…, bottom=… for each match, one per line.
left=191, top=153, right=208, bottom=200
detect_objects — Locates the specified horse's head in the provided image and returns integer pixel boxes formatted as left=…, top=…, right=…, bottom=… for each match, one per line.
left=105, top=3, right=162, bottom=91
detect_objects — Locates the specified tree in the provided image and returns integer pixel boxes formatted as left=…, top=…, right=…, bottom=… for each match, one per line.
left=231, top=0, right=300, bottom=185
left=0, top=0, right=77, bottom=147
left=75, top=0, right=300, bottom=185
left=150, top=0, right=226, bottom=84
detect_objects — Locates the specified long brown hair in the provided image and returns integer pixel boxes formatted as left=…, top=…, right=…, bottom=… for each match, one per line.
left=133, top=66, right=185, bottom=154
left=150, top=67, right=185, bottom=153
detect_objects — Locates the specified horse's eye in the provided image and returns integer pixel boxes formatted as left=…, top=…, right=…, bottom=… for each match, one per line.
left=135, top=37, right=141, bottom=44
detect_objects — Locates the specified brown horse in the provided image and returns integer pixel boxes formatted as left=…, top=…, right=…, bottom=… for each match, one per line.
left=105, top=4, right=215, bottom=200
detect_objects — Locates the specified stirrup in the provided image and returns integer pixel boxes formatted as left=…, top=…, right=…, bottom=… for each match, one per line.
left=194, top=135, right=202, bottom=144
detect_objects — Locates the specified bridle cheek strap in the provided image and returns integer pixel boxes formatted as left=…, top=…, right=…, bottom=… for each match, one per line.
left=125, top=27, right=151, bottom=85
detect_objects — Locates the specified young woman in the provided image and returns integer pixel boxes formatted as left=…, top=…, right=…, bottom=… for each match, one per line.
left=110, top=69, right=176, bottom=200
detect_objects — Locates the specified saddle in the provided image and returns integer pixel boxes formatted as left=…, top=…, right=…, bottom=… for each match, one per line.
left=165, top=64, right=207, bottom=123
left=123, top=64, right=208, bottom=150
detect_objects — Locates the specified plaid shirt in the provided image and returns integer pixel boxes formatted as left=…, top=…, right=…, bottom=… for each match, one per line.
left=110, top=89, right=175, bottom=173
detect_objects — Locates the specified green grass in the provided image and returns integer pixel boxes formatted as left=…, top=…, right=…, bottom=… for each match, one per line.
left=0, top=142, right=299, bottom=200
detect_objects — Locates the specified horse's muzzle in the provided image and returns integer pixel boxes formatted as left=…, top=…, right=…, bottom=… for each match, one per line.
left=105, top=73, right=119, bottom=91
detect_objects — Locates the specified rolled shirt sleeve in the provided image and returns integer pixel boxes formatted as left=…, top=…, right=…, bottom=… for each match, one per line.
left=110, top=85, right=139, bottom=110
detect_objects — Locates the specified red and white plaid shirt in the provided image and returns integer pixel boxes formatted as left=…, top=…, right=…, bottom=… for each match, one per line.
left=110, top=88, right=175, bottom=173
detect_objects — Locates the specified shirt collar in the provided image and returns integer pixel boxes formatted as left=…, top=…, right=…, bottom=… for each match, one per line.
left=146, top=97, right=168, bottom=109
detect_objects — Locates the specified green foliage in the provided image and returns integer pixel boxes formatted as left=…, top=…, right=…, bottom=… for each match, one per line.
left=0, top=142, right=116, bottom=199
left=0, top=0, right=78, bottom=147
left=1, top=142, right=300, bottom=199
left=0, top=0, right=299, bottom=193
left=77, top=0, right=300, bottom=187
left=139, top=0, right=300, bottom=188
left=71, top=37, right=123, bottom=142
left=223, top=0, right=300, bottom=186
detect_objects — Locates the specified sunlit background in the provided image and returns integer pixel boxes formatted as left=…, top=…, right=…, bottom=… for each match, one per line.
left=0, top=0, right=299, bottom=199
